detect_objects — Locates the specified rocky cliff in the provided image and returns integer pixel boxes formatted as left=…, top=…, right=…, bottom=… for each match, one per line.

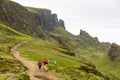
left=0, top=0, right=65, bottom=38
left=108, top=43, right=120, bottom=60
left=79, top=30, right=99, bottom=45
left=0, top=0, right=39, bottom=36
left=27, top=7, right=65, bottom=31
left=78, top=30, right=111, bottom=53
left=0, top=0, right=111, bottom=56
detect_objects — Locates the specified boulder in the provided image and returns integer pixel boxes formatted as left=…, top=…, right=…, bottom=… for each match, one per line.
left=108, top=43, right=120, bottom=60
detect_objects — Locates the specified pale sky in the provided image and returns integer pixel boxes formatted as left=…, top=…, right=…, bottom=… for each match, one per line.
left=12, top=0, right=120, bottom=45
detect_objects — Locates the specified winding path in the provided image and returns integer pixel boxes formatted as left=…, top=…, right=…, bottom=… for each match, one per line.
left=11, top=41, right=63, bottom=80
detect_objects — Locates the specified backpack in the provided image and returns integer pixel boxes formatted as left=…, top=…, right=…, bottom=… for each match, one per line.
left=38, top=61, right=42, bottom=65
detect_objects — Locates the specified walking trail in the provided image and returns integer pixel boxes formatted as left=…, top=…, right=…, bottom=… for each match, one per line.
left=11, top=41, right=63, bottom=80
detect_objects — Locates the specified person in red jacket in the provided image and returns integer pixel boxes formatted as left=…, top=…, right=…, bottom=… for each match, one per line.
left=43, top=58, right=48, bottom=72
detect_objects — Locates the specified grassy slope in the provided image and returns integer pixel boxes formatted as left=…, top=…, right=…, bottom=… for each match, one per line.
left=50, top=27, right=110, bottom=61
left=0, top=1, right=115, bottom=79
left=0, top=23, right=31, bottom=80
left=76, top=43, right=120, bottom=80
left=18, top=38, right=106, bottom=80
left=94, top=55, right=120, bottom=80
left=50, top=27, right=120, bottom=80
left=0, top=22, right=105, bottom=80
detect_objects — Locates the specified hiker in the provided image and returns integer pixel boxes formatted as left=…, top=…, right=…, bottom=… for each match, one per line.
left=38, top=60, right=42, bottom=71
left=51, top=59, right=57, bottom=65
left=43, top=58, right=48, bottom=72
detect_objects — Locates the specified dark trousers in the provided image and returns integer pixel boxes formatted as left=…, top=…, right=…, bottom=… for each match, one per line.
left=38, top=65, right=42, bottom=70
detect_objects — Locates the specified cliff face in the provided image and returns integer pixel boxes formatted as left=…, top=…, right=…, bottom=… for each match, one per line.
left=58, top=19, right=65, bottom=29
left=0, top=0, right=65, bottom=38
left=108, top=43, right=120, bottom=60
left=0, top=0, right=38, bottom=35
left=0, top=0, right=111, bottom=55
left=35, top=9, right=65, bottom=31
left=79, top=30, right=100, bottom=46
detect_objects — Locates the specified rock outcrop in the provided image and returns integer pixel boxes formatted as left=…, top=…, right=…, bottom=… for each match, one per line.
left=79, top=29, right=100, bottom=46
left=58, top=19, right=65, bottom=29
left=0, top=0, right=65, bottom=38
left=0, top=0, right=47, bottom=38
left=108, top=43, right=120, bottom=60
left=36, top=9, right=65, bottom=31
left=80, top=29, right=90, bottom=37
left=78, top=29, right=111, bottom=53
left=0, top=0, right=111, bottom=57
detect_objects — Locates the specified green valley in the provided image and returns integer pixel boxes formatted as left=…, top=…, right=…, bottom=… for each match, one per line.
left=0, top=22, right=107, bottom=80
left=0, top=0, right=120, bottom=80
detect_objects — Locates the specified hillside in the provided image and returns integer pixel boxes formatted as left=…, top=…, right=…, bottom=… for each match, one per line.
left=0, top=0, right=111, bottom=56
left=0, top=22, right=109, bottom=80
left=74, top=30, right=111, bottom=61
left=0, top=0, right=66, bottom=38
left=93, top=43, right=120, bottom=80
left=0, top=0, right=118, bottom=80
left=0, top=0, right=48, bottom=38
left=18, top=38, right=109, bottom=80
left=0, top=22, right=31, bottom=80
left=94, top=55, right=120, bottom=80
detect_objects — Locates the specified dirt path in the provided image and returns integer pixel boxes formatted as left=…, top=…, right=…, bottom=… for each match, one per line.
left=11, top=42, right=63, bottom=80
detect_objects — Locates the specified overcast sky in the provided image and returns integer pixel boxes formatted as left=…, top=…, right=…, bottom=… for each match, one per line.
left=12, top=0, right=120, bottom=45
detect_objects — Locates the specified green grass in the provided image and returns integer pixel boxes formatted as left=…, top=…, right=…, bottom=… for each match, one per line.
left=18, top=38, right=105, bottom=80
left=75, top=48, right=104, bottom=62
left=0, top=22, right=107, bottom=80
left=19, top=39, right=81, bottom=67
left=0, top=23, right=31, bottom=80
left=94, top=55, right=120, bottom=80
left=0, top=74, right=7, bottom=80
left=16, top=74, right=30, bottom=80
left=26, top=7, right=50, bottom=13
left=75, top=44, right=120, bottom=80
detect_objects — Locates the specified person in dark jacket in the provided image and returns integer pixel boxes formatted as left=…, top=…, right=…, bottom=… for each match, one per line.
left=38, top=60, right=42, bottom=71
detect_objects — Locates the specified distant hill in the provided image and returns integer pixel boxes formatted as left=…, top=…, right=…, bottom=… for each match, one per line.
left=0, top=0, right=111, bottom=57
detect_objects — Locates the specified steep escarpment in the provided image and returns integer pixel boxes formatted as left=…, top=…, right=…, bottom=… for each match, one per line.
left=0, top=0, right=66, bottom=38
left=36, top=10, right=65, bottom=31
left=0, top=0, right=111, bottom=56
left=0, top=0, right=38, bottom=36
left=27, top=7, right=65, bottom=31
left=108, top=43, right=120, bottom=60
